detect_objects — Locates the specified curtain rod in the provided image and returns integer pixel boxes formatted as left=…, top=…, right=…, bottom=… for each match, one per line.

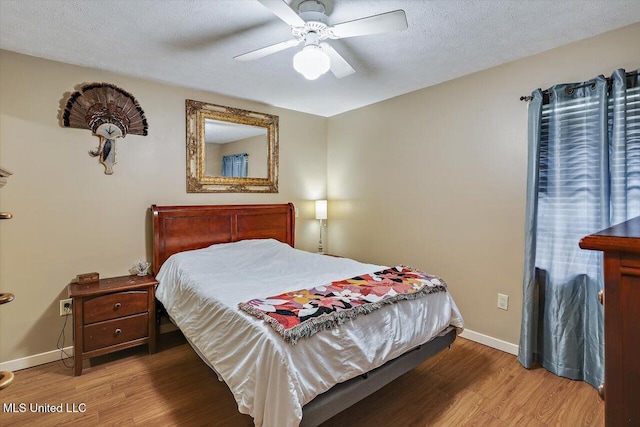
left=519, top=71, right=637, bottom=101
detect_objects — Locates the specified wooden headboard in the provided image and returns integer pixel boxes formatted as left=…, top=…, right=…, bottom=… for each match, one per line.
left=151, top=203, right=295, bottom=275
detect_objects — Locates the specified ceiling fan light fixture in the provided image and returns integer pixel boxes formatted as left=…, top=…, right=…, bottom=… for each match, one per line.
left=293, top=44, right=330, bottom=80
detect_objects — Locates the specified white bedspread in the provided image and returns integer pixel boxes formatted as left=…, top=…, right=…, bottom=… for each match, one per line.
left=155, top=239, right=464, bottom=427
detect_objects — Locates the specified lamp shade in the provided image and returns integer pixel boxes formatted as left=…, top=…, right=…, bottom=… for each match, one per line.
left=315, top=200, right=327, bottom=220
left=293, top=45, right=330, bottom=80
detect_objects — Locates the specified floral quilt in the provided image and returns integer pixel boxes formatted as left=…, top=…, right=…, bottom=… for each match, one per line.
left=238, top=266, right=447, bottom=344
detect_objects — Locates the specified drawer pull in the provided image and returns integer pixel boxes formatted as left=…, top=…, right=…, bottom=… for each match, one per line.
left=114, top=302, right=122, bottom=310
left=114, top=328, right=122, bottom=336
left=597, top=290, right=604, bottom=305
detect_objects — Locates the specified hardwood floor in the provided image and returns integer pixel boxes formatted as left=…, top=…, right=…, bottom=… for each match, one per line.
left=0, top=333, right=604, bottom=426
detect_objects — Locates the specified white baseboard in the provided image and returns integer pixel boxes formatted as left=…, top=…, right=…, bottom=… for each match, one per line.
left=459, top=329, right=519, bottom=355
left=0, top=326, right=179, bottom=372
left=0, top=346, right=73, bottom=372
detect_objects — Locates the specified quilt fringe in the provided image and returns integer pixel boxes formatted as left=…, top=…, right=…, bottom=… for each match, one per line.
left=238, top=269, right=447, bottom=345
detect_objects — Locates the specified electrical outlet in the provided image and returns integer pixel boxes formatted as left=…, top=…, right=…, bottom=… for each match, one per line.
left=497, top=293, right=509, bottom=311
left=60, top=298, right=73, bottom=316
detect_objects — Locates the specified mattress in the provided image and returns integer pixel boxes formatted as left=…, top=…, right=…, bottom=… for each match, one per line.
left=155, top=239, right=464, bottom=427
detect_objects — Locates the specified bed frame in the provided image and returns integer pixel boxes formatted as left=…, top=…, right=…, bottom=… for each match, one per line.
left=151, top=203, right=456, bottom=426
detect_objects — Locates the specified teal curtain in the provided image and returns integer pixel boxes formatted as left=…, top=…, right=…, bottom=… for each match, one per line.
left=518, top=69, right=640, bottom=388
left=221, top=153, right=248, bottom=177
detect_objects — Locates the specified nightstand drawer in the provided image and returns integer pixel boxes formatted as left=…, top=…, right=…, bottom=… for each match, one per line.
left=83, top=291, right=148, bottom=324
left=83, top=313, right=149, bottom=352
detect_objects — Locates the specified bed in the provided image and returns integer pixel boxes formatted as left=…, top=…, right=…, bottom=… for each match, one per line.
left=152, top=203, right=464, bottom=427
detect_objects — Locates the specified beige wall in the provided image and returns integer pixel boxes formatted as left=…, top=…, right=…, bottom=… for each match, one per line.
left=0, top=50, right=327, bottom=363
left=1, top=23, right=638, bottom=365
left=326, top=24, right=640, bottom=345
left=204, top=142, right=222, bottom=176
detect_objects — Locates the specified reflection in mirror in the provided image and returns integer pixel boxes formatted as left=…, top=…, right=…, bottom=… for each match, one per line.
left=204, top=119, right=268, bottom=178
left=186, top=100, right=278, bottom=193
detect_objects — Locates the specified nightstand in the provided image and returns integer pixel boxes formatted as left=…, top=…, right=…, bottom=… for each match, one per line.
left=68, top=274, right=157, bottom=376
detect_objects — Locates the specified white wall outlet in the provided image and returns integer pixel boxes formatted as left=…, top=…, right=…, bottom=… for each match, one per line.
left=60, top=298, right=73, bottom=316
left=497, top=293, right=509, bottom=311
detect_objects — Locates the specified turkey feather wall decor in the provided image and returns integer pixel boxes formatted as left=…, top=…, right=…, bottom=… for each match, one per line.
left=61, top=83, right=148, bottom=174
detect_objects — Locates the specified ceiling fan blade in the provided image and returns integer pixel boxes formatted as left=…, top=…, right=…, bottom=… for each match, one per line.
left=234, top=38, right=301, bottom=61
left=257, top=0, right=306, bottom=27
left=331, top=10, right=407, bottom=39
left=321, top=43, right=355, bottom=79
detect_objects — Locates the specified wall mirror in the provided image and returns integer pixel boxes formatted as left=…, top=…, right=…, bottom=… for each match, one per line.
left=186, top=99, right=279, bottom=193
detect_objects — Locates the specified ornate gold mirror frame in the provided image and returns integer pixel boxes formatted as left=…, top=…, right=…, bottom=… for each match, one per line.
left=186, top=99, right=279, bottom=193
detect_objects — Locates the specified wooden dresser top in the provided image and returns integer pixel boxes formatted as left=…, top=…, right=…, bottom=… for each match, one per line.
left=579, top=215, right=640, bottom=253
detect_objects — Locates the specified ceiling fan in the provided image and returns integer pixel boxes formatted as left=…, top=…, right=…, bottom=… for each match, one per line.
left=234, top=0, right=408, bottom=80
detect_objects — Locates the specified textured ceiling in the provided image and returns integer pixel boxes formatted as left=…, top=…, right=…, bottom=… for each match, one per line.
left=1, top=0, right=639, bottom=117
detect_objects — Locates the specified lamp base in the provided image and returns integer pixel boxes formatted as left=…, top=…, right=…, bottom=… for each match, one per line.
left=317, top=217, right=325, bottom=254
